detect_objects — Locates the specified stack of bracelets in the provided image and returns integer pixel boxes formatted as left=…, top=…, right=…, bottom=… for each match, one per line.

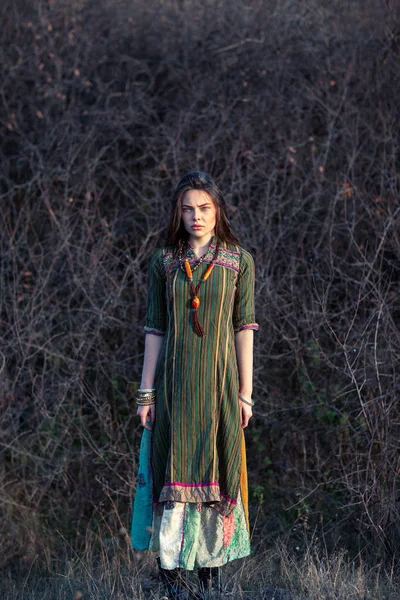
left=135, top=388, right=156, bottom=406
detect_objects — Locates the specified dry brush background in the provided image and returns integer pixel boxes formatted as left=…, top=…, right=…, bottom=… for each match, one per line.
left=1, top=0, right=400, bottom=597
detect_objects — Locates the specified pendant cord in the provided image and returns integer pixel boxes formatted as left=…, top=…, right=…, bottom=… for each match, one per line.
left=180, top=238, right=220, bottom=338
left=190, top=280, right=205, bottom=337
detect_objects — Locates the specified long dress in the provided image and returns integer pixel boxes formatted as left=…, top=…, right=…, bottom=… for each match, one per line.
left=131, top=235, right=259, bottom=570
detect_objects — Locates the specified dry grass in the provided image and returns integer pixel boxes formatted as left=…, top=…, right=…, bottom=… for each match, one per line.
left=1, top=535, right=398, bottom=599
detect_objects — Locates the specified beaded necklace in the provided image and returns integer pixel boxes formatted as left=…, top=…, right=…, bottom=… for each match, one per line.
left=178, top=239, right=219, bottom=337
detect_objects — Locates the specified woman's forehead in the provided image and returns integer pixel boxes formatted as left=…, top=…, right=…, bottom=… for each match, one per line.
left=181, top=189, right=214, bottom=206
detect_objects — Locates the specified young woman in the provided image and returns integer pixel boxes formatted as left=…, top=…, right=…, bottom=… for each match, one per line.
left=131, top=171, right=259, bottom=599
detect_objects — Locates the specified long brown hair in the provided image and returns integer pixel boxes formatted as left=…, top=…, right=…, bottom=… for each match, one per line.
left=166, top=171, right=239, bottom=247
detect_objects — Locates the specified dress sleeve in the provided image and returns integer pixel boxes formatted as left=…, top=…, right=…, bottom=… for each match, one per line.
left=232, top=248, right=259, bottom=333
left=143, top=249, right=167, bottom=336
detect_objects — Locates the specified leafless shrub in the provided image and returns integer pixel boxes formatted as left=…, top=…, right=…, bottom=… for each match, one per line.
left=0, top=0, right=399, bottom=588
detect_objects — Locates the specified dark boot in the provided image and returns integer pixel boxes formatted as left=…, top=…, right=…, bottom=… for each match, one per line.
left=157, top=558, right=197, bottom=600
left=197, top=566, right=220, bottom=598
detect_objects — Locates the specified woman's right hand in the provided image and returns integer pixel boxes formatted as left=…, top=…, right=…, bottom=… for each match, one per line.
left=137, top=403, right=155, bottom=430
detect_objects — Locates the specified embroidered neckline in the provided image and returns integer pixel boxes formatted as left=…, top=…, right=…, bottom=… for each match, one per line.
left=163, top=239, right=241, bottom=274
left=186, top=235, right=217, bottom=261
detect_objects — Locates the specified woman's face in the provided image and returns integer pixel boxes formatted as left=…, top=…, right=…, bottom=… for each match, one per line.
left=181, top=190, right=217, bottom=241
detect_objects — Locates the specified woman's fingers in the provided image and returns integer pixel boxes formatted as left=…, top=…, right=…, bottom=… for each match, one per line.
left=137, top=404, right=155, bottom=430
left=141, top=409, right=151, bottom=430
left=239, top=401, right=252, bottom=429
left=150, top=404, right=156, bottom=424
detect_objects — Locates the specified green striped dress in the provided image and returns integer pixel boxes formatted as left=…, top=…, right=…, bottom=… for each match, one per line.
left=132, top=235, right=259, bottom=569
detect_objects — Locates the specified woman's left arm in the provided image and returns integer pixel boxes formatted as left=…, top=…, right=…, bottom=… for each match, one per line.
left=234, top=329, right=254, bottom=428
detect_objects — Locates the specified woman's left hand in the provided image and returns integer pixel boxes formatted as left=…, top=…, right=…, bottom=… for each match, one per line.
left=239, top=400, right=253, bottom=429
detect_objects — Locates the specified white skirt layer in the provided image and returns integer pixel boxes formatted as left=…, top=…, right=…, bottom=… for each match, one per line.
left=149, top=490, right=250, bottom=570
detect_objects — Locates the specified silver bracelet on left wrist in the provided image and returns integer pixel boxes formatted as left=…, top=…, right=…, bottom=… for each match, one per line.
left=239, top=393, right=254, bottom=406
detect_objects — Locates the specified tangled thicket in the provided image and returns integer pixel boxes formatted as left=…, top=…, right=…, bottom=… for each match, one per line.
left=1, top=0, right=399, bottom=573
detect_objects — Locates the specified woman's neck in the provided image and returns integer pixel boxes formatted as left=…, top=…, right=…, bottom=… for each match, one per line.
left=188, top=232, right=215, bottom=258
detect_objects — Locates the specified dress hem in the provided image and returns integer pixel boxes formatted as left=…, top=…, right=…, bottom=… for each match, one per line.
left=158, top=483, right=238, bottom=516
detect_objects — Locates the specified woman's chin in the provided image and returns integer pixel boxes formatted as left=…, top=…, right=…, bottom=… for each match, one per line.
left=188, top=228, right=214, bottom=238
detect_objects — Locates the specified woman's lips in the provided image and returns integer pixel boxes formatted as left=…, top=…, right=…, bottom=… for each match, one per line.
left=191, top=226, right=204, bottom=229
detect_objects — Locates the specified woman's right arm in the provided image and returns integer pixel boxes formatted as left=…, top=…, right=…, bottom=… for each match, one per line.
left=137, top=333, right=164, bottom=430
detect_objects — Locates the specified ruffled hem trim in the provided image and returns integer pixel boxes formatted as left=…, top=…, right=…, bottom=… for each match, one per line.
left=158, top=483, right=238, bottom=516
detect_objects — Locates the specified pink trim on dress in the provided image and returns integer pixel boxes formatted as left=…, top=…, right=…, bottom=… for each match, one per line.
left=234, top=324, right=259, bottom=332
left=164, top=482, right=219, bottom=488
left=220, top=493, right=238, bottom=506
left=143, top=327, right=166, bottom=336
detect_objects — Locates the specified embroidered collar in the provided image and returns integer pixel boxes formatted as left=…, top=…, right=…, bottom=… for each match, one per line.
left=186, top=235, right=217, bottom=261
left=163, top=238, right=240, bottom=273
